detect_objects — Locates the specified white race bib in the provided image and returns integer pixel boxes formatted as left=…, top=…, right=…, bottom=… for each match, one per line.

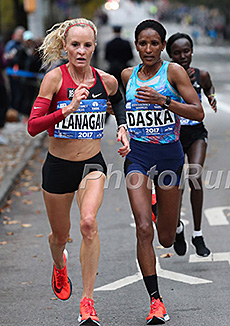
left=126, top=100, right=176, bottom=137
left=54, top=99, right=107, bottom=139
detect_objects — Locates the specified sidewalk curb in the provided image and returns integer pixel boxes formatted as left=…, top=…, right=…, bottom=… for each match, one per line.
left=0, top=134, right=46, bottom=207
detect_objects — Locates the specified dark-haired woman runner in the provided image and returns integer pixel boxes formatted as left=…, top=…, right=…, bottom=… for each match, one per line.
left=121, top=20, right=204, bottom=324
left=166, top=32, right=217, bottom=258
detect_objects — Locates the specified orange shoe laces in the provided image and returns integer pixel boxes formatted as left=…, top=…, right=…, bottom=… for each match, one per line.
left=150, top=298, right=161, bottom=313
left=82, top=298, right=97, bottom=316
left=55, top=267, right=68, bottom=288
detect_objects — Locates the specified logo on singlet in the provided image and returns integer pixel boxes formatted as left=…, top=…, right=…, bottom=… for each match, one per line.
left=67, top=88, right=76, bottom=100
left=92, top=93, right=102, bottom=98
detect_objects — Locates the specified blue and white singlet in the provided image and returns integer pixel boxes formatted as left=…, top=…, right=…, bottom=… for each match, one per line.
left=125, top=61, right=182, bottom=144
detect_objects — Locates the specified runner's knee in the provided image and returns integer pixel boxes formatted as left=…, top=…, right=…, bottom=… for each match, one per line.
left=158, top=230, right=175, bottom=248
left=80, top=214, right=98, bottom=240
left=49, top=232, right=69, bottom=247
left=136, top=218, right=154, bottom=243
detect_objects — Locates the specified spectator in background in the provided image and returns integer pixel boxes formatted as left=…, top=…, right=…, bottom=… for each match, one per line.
left=4, top=26, right=25, bottom=114
left=105, top=25, right=133, bottom=89
left=0, top=39, right=9, bottom=145
left=4, top=26, right=25, bottom=55
left=105, top=25, right=133, bottom=123
left=19, top=31, right=43, bottom=117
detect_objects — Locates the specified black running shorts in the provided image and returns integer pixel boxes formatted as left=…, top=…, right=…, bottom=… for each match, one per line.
left=42, top=152, right=107, bottom=194
left=180, top=122, right=208, bottom=153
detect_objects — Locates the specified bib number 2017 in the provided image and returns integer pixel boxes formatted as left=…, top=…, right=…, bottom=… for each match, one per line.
left=78, top=132, right=93, bottom=138
left=146, top=127, right=159, bottom=134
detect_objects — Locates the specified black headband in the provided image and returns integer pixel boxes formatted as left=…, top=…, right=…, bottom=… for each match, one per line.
left=166, top=32, right=193, bottom=56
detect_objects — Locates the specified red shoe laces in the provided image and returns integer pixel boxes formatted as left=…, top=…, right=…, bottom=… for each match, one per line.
left=83, top=299, right=97, bottom=316
left=56, top=267, right=68, bottom=288
left=150, top=298, right=161, bottom=313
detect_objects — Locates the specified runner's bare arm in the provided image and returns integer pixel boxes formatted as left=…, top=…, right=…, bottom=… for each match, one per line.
left=121, top=67, right=134, bottom=89
left=200, top=69, right=217, bottom=112
left=28, top=68, right=89, bottom=136
left=135, top=63, right=204, bottom=122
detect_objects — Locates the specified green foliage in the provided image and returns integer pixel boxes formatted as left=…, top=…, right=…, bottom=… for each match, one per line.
left=0, top=0, right=14, bottom=34
left=80, top=0, right=105, bottom=19
left=0, top=0, right=27, bottom=38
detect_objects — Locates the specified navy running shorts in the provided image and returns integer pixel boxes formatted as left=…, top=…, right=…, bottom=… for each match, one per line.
left=124, top=139, right=184, bottom=186
left=42, top=151, right=107, bottom=194
left=180, top=122, right=208, bottom=153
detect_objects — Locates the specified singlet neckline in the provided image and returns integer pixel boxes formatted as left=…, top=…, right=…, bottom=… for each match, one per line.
left=64, top=64, right=97, bottom=89
left=136, top=61, right=165, bottom=82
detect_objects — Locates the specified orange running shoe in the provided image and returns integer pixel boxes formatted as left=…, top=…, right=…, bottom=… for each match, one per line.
left=146, top=297, right=170, bottom=324
left=78, top=297, right=100, bottom=325
left=51, top=249, right=72, bottom=301
left=152, top=194, right=157, bottom=223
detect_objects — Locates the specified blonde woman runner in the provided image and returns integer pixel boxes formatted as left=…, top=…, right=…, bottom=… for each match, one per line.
left=27, top=18, right=129, bottom=326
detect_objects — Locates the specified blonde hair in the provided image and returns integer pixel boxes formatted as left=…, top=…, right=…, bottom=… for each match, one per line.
left=39, top=18, right=97, bottom=69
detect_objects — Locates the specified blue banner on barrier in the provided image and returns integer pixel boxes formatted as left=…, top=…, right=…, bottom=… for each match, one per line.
left=6, top=67, right=44, bottom=79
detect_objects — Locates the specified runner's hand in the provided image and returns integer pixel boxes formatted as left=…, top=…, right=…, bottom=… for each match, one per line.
left=187, top=68, right=196, bottom=83
left=135, top=86, right=161, bottom=104
left=208, top=94, right=217, bottom=112
left=117, top=127, right=130, bottom=157
left=62, top=84, right=89, bottom=117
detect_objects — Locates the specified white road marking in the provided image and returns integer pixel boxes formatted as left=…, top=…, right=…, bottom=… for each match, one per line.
left=205, top=206, right=230, bottom=226
left=95, top=271, right=142, bottom=291
left=95, top=257, right=212, bottom=291
left=189, top=252, right=230, bottom=265
left=155, top=258, right=212, bottom=285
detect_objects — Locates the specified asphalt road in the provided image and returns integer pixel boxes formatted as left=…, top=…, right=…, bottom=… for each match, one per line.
left=0, top=23, right=230, bottom=326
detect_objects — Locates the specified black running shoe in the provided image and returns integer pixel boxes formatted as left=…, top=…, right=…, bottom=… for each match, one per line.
left=173, top=221, right=187, bottom=256
left=191, top=236, right=211, bottom=257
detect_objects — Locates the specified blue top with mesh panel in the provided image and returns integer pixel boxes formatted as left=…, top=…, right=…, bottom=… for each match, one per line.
left=125, top=61, right=182, bottom=144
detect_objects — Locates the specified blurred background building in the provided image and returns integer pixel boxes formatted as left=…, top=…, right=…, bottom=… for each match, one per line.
left=0, top=0, right=229, bottom=44
left=0, top=0, right=229, bottom=124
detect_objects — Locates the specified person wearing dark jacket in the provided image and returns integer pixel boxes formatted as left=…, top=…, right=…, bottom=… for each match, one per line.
left=0, top=42, right=9, bottom=145
left=105, top=25, right=133, bottom=87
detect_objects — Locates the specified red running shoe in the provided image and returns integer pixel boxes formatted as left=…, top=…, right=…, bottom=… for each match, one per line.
left=152, top=194, right=157, bottom=223
left=51, top=249, right=72, bottom=301
left=146, top=297, right=170, bottom=324
left=78, top=297, right=100, bottom=325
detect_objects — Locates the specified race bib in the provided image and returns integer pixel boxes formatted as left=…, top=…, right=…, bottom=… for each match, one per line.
left=180, top=117, right=200, bottom=126
left=180, top=94, right=201, bottom=126
left=126, top=100, right=176, bottom=137
left=54, top=99, right=107, bottom=139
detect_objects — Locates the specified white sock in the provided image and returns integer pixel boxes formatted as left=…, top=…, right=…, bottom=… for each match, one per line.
left=193, top=230, right=202, bottom=238
left=176, top=222, right=183, bottom=234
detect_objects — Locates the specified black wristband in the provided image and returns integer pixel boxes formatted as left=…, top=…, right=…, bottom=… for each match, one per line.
left=162, top=96, right=171, bottom=109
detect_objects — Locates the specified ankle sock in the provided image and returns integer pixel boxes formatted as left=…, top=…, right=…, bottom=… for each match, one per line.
left=176, top=222, right=183, bottom=234
left=193, top=230, right=202, bottom=238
